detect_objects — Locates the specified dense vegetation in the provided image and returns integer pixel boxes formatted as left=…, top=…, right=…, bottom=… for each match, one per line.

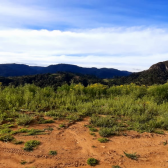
left=1, top=82, right=168, bottom=141
left=110, top=61, right=168, bottom=86
left=0, top=72, right=105, bottom=89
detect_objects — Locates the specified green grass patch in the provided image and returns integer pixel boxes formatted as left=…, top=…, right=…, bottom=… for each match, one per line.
left=124, top=151, right=139, bottom=160
left=87, top=158, right=98, bottom=166
left=0, top=134, right=14, bottom=142
left=98, top=138, right=109, bottom=143
left=49, top=150, right=57, bottom=155
left=23, top=140, right=40, bottom=151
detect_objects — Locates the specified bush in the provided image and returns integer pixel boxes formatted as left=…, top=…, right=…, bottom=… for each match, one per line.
left=112, top=166, right=121, bottom=168
left=87, top=158, right=98, bottom=166
left=24, top=140, right=40, bottom=151
left=49, top=150, right=57, bottom=155
left=124, top=151, right=139, bottom=160
left=98, top=138, right=109, bottom=143
left=99, top=127, right=115, bottom=137
left=90, top=115, right=116, bottom=128
left=0, top=134, right=14, bottom=142
left=38, top=117, right=54, bottom=124
left=16, top=114, right=34, bottom=126
left=26, top=129, right=44, bottom=135
left=89, top=127, right=98, bottom=132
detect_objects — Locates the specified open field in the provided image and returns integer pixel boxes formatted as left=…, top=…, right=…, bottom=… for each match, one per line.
left=1, top=83, right=168, bottom=167
left=1, top=117, right=168, bottom=168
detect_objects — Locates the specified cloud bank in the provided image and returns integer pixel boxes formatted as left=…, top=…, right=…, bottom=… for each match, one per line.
left=0, top=27, right=168, bottom=72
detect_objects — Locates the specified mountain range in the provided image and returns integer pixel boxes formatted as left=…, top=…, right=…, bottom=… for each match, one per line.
left=0, top=63, right=131, bottom=78
left=0, top=61, right=168, bottom=87
left=110, top=61, right=168, bottom=85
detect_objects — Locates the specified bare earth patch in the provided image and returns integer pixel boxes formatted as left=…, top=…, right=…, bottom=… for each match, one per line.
left=0, top=118, right=168, bottom=168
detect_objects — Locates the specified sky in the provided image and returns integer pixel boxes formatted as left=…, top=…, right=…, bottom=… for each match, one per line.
left=0, top=0, right=168, bottom=72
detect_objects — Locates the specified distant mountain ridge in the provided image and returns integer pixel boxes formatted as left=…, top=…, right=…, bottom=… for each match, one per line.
left=111, top=61, right=168, bottom=85
left=0, top=63, right=131, bottom=78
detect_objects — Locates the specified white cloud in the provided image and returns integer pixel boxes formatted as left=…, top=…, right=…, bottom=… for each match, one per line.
left=0, top=27, right=168, bottom=72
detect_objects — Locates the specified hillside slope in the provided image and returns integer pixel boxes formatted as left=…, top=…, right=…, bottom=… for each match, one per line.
left=110, top=61, right=168, bottom=85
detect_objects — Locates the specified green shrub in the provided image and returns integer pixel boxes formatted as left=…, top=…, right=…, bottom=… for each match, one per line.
left=59, top=124, right=65, bottom=128
left=13, top=140, right=24, bottom=144
left=90, top=115, right=116, bottom=128
left=26, top=129, right=44, bottom=136
left=99, top=127, right=115, bottom=137
left=0, top=128, right=12, bottom=135
left=90, top=132, right=96, bottom=137
left=24, top=140, right=40, bottom=151
left=38, top=117, right=54, bottom=124
left=49, top=150, right=57, bottom=155
left=20, top=160, right=27, bottom=165
left=18, top=128, right=29, bottom=133
left=98, top=138, right=109, bottom=143
left=124, top=151, right=138, bottom=160
left=89, top=127, right=98, bottom=132
left=87, top=158, right=98, bottom=166
left=0, top=135, right=14, bottom=142
left=112, top=166, right=121, bottom=168
left=16, top=114, right=34, bottom=126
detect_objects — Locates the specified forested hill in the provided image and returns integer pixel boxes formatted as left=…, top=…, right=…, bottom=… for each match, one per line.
left=0, top=63, right=131, bottom=78
left=110, top=61, right=168, bottom=85
left=0, top=72, right=106, bottom=89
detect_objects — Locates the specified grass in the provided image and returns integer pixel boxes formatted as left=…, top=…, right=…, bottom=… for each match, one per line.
left=163, top=140, right=167, bottom=146
left=38, top=117, right=54, bottom=124
left=23, top=140, right=40, bottom=151
left=59, top=124, right=65, bottom=128
left=49, top=150, right=57, bottom=155
left=0, top=83, right=168, bottom=139
left=112, top=166, right=121, bottom=168
left=0, top=135, right=14, bottom=142
left=124, top=151, right=139, bottom=160
left=87, top=158, right=98, bottom=166
left=20, top=160, right=27, bottom=165
left=13, top=140, right=24, bottom=144
left=89, top=127, right=98, bottom=132
left=26, top=129, right=45, bottom=136
left=16, top=114, right=34, bottom=126
left=98, top=138, right=109, bottom=143
left=90, top=132, right=96, bottom=137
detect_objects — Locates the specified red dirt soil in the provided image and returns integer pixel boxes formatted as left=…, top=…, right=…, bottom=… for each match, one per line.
left=0, top=118, right=168, bottom=168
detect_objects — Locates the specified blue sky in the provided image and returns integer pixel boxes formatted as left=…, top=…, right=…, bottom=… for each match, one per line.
left=0, top=0, right=168, bottom=71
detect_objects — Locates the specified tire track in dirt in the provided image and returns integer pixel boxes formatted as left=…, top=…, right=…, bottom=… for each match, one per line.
left=0, top=147, right=55, bottom=159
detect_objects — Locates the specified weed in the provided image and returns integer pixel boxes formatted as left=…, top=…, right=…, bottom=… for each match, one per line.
left=26, top=129, right=45, bottom=136
left=16, top=114, right=34, bottom=126
left=89, top=127, right=98, bottom=132
left=44, top=127, right=54, bottom=131
left=90, top=132, right=96, bottom=137
left=18, top=128, right=29, bottom=133
left=87, top=158, right=98, bottom=166
left=20, top=160, right=27, bottom=165
left=49, top=150, right=57, bottom=155
left=92, top=145, right=96, bottom=148
left=163, top=140, right=167, bottom=146
left=38, top=117, right=54, bottom=124
left=154, top=130, right=165, bottom=134
left=59, top=124, right=65, bottom=128
left=99, top=127, right=116, bottom=137
left=0, top=135, right=14, bottom=142
left=124, top=151, right=139, bottom=160
left=0, top=128, right=12, bottom=135
left=112, top=166, right=121, bottom=168
left=24, top=140, right=40, bottom=151
left=13, top=140, right=24, bottom=144
left=98, top=138, right=109, bottom=143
